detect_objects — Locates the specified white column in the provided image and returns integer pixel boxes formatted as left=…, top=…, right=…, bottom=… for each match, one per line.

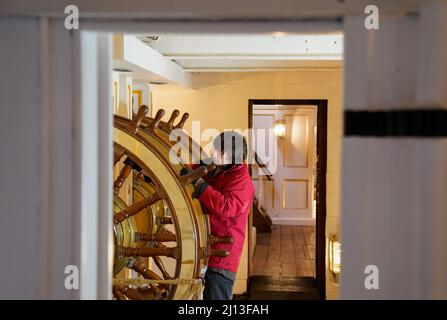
left=0, top=17, right=113, bottom=299
left=79, top=31, right=113, bottom=300
left=112, top=71, right=120, bottom=114
left=96, top=33, right=114, bottom=301
left=341, top=12, right=447, bottom=299
left=416, top=1, right=447, bottom=108
left=118, top=76, right=133, bottom=118
left=132, top=81, right=152, bottom=115
left=0, top=16, right=48, bottom=299
left=413, top=1, right=447, bottom=298
left=46, top=18, right=83, bottom=300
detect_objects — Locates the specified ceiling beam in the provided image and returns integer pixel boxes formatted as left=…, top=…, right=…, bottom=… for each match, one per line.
left=0, top=0, right=425, bottom=18
left=113, top=35, right=191, bottom=87
left=140, top=34, right=343, bottom=60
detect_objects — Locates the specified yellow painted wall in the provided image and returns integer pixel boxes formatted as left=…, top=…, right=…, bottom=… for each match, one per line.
left=152, top=69, right=342, bottom=298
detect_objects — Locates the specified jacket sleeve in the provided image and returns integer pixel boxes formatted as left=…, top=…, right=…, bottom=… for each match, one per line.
left=197, top=179, right=252, bottom=218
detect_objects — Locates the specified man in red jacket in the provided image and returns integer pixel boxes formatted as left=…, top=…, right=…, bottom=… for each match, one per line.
left=188, top=131, right=254, bottom=300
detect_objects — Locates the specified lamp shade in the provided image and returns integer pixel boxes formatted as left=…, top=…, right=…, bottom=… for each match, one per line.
left=274, top=119, right=286, bottom=137
left=329, top=235, right=341, bottom=281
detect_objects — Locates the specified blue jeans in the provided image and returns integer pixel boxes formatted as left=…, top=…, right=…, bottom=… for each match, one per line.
left=203, top=269, right=234, bottom=300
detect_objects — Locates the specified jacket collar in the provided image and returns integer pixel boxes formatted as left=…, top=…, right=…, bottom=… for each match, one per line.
left=223, top=164, right=235, bottom=171
left=210, top=163, right=243, bottom=177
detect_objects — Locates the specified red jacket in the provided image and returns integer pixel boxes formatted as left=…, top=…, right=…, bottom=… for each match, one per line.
left=192, top=164, right=254, bottom=273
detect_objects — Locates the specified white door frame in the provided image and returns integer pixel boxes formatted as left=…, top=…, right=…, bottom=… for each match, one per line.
left=0, top=15, right=340, bottom=299
left=4, top=4, right=447, bottom=300
left=0, top=17, right=113, bottom=299
left=77, top=19, right=342, bottom=299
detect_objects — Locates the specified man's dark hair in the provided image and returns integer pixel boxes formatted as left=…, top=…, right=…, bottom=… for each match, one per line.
left=213, top=131, right=248, bottom=165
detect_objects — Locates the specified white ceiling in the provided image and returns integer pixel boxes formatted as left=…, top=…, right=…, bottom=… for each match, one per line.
left=111, top=33, right=343, bottom=88
left=134, top=33, right=343, bottom=71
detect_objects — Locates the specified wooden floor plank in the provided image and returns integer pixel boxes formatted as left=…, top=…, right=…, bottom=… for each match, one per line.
left=252, top=225, right=316, bottom=277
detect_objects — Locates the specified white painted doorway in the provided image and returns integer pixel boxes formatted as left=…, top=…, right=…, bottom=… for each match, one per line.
left=252, top=104, right=317, bottom=225
left=0, top=9, right=336, bottom=299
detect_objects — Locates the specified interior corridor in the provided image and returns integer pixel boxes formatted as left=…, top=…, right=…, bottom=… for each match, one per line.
left=252, top=225, right=316, bottom=278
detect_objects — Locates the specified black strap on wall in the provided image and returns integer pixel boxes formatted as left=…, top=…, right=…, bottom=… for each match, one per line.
left=344, top=109, right=447, bottom=137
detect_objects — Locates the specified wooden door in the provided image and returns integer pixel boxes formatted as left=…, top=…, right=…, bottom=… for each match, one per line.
left=252, top=105, right=317, bottom=225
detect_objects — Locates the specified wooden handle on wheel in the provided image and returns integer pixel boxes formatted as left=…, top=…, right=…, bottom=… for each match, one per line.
left=201, top=247, right=230, bottom=258
left=126, top=105, right=149, bottom=135
left=135, top=231, right=176, bottom=242
left=147, top=109, right=165, bottom=131
left=166, top=109, right=180, bottom=129
left=173, top=112, right=189, bottom=129
left=208, top=234, right=234, bottom=246
left=118, top=246, right=180, bottom=259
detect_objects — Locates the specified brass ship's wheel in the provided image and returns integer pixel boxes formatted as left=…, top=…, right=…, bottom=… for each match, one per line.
left=112, top=106, right=233, bottom=300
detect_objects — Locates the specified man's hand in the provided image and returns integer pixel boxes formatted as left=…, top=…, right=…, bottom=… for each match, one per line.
left=179, top=166, right=209, bottom=198
left=179, top=166, right=192, bottom=177
left=191, top=177, right=208, bottom=199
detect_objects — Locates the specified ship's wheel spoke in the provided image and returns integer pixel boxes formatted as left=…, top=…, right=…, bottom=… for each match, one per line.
left=114, top=193, right=163, bottom=225
left=135, top=230, right=176, bottom=242
left=118, top=245, right=180, bottom=259
left=153, top=256, right=172, bottom=280
left=126, top=257, right=170, bottom=292
left=114, top=158, right=143, bottom=195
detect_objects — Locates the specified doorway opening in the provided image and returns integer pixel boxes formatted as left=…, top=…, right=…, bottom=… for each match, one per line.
left=74, top=20, right=341, bottom=299
left=248, top=99, right=327, bottom=299
left=110, top=32, right=336, bottom=299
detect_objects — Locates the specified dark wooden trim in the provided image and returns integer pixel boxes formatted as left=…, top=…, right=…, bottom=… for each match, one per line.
left=315, top=100, right=327, bottom=300
left=247, top=102, right=253, bottom=280
left=344, top=109, right=447, bottom=137
left=248, top=99, right=328, bottom=300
